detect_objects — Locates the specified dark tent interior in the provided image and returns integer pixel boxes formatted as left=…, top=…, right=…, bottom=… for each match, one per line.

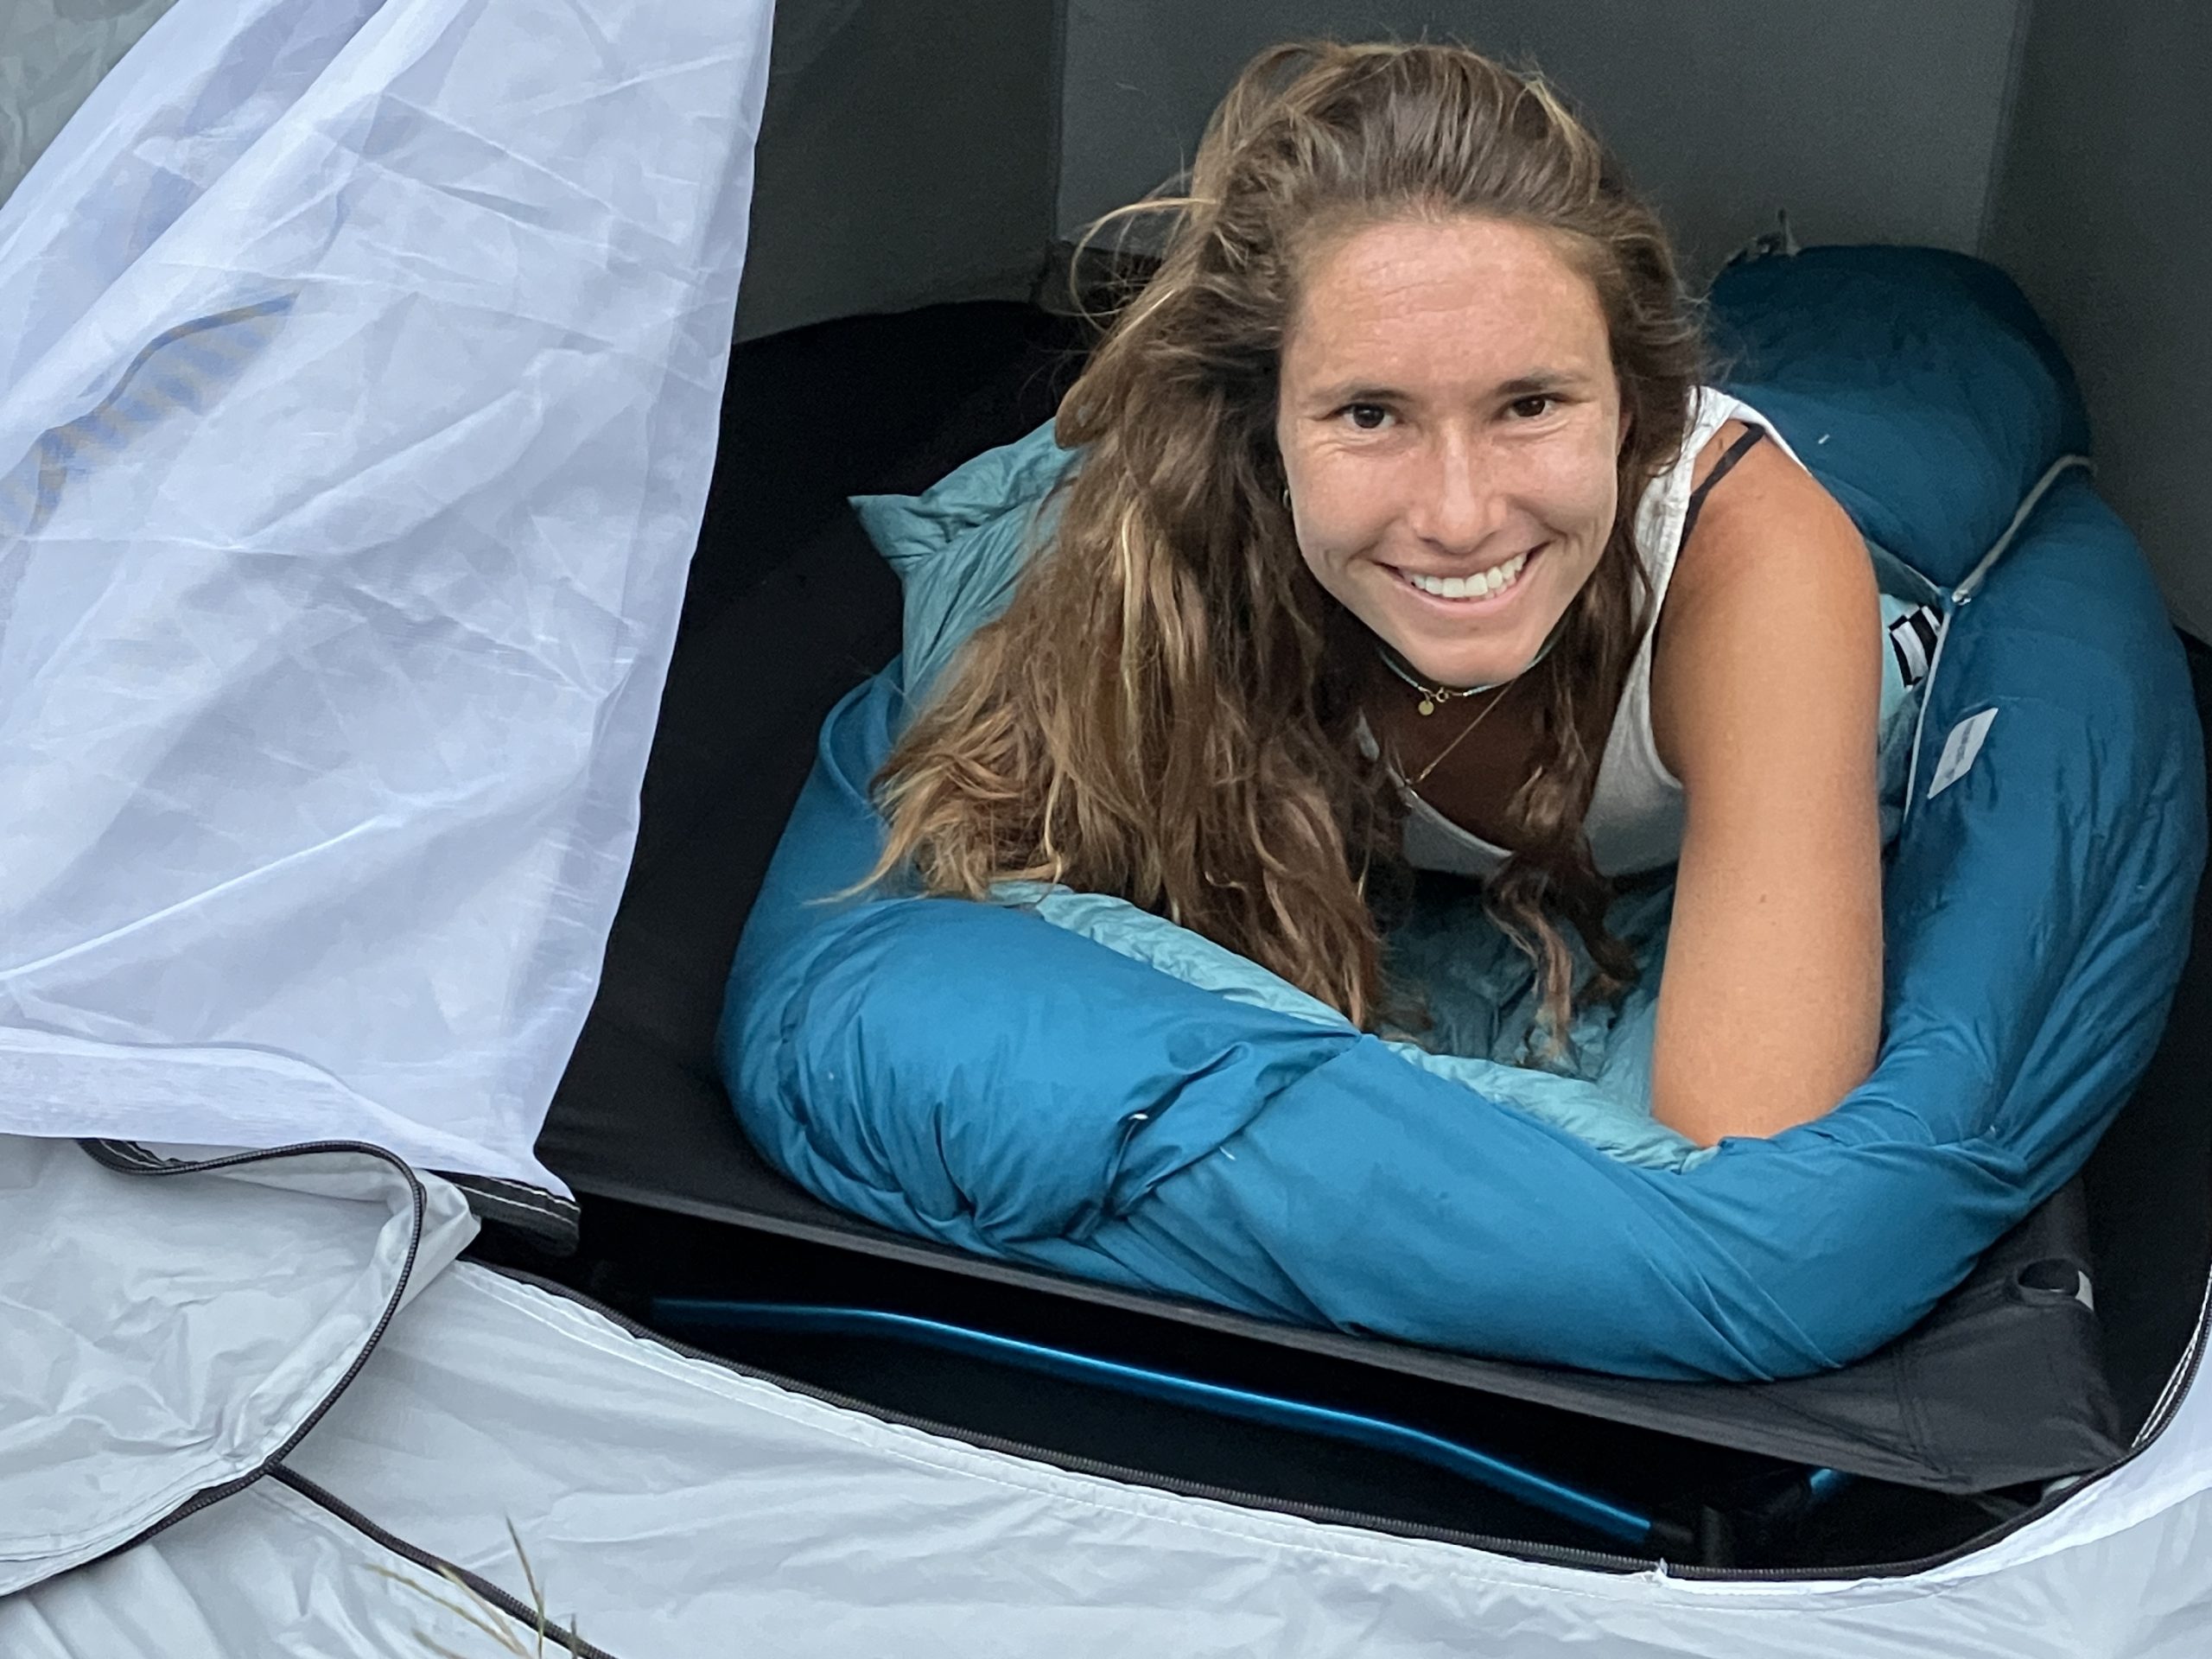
left=508, top=294, right=2212, bottom=1573
left=425, top=0, right=2212, bottom=1579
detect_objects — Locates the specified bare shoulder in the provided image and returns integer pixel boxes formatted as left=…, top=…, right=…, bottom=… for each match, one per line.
left=1651, top=422, right=1878, bottom=778
left=1672, top=423, right=1867, bottom=601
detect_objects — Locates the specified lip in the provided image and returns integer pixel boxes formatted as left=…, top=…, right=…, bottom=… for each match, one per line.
left=1385, top=544, right=1544, bottom=614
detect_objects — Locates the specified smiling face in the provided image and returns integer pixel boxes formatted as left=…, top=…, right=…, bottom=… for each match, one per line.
left=1275, top=213, right=1627, bottom=690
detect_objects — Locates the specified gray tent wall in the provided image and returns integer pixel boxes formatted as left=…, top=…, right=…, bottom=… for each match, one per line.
left=731, top=0, right=1058, bottom=340
left=1054, top=1, right=2029, bottom=276
left=1985, top=0, right=2212, bottom=641
left=710, top=1, right=2040, bottom=346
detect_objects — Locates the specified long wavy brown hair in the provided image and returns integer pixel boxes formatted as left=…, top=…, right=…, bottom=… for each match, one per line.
left=863, top=40, right=1703, bottom=1039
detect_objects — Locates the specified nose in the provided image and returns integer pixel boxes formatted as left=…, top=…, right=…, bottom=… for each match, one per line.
left=1405, top=429, right=1509, bottom=556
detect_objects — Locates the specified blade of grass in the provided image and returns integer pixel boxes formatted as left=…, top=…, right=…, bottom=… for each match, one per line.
left=366, top=1563, right=531, bottom=1656
left=503, top=1516, right=549, bottom=1654
left=432, top=1564, right=537, bottom=1657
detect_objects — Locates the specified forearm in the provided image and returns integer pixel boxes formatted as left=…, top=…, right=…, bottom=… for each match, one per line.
left=1649, top=945, right=1883, bottom=1147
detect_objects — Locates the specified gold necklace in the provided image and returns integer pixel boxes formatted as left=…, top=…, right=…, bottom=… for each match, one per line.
left=1377, top=625, right=1566, bottom=717
left=1376, top=646, right=1504, bottom=717
left=1409, top=676, right=1516, bottom=787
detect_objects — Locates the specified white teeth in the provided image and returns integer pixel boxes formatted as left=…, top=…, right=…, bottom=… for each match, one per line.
left=1406, top=549, right=1529, bottom=600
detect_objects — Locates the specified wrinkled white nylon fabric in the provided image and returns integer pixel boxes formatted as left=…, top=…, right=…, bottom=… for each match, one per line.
left=0, top=1480, right=559, bottom=1658
left=266, top=1263, right=2211, bottom=1658
left=0, top=0, right=771, bottom=1187
left=0, top=1135, right=474, bottom=1596
left=3, top=1166, right=2203, bottom=1652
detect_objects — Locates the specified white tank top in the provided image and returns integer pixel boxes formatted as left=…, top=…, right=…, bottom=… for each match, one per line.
left=1393, top=388, right=1803, bottom=880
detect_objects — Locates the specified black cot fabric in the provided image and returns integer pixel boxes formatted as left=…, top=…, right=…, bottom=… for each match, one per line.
left=536, top=301, right=2202, bottom=1502
left=542, top=1014, right=2126, bottom=1491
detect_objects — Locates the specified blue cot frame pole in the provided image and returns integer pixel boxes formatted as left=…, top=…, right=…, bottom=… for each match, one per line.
left=649, top=1297, right=1658, bottom=1549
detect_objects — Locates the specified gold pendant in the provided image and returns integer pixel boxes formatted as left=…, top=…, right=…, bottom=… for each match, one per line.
left=1418, top=697, right=1436, bottom=716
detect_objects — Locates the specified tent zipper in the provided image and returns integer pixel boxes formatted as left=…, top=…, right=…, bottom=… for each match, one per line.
left=497, top=1256, right=2212, bottom=1586
left=1899, top=450, right=2093, bottom=830
left=2133, top=1260, right=2212, bottom=1451
left=74, top=1139, right=429, bottom=1557
left=268, top=1466, right=620, bottom=1659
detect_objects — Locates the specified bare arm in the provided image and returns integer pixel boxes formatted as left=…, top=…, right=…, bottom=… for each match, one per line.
left=1647, top=429, right=1885, bottom=1146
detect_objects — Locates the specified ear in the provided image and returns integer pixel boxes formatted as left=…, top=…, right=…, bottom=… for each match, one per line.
left=1617, top=401, right=1633, bottom=453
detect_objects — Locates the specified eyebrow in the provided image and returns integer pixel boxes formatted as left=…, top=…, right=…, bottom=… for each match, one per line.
left=1497, top=369, right=1595, bottom=396
left=1306, top=367, right=1597, bottom=405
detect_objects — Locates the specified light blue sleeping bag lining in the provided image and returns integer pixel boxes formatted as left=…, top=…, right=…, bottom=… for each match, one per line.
left=720, top=248, right=2204, bottom=1380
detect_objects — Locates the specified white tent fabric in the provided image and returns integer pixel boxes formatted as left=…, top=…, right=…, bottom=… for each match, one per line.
left=284, top=1267, right=2212, bottom=1657
left=4, top=1480, right=573, bottom=1659
left=6, top=1162, right=2207, bottom=1656
left=0, top=0, right=769, bottom=1190
left=0, top=1135, right=476, bottom=1597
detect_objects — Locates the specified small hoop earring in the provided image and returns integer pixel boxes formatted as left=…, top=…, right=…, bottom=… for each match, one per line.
left=1281, top=486, right=1293, bottom=509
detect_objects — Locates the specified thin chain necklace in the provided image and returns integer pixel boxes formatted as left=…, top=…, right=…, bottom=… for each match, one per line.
left=1408, top=676, right=1516, bottom=786
left=1376, top=626, right=1561, bottom=717
left=1372, top=628, right=1558, bottom=791
left=1376, top=646, right=1505, bottom=716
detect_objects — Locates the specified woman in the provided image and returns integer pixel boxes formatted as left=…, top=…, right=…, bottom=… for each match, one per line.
left=866, top=41, right=1884, bottom=1147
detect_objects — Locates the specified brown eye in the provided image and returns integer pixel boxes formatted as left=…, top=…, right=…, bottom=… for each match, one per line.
left=1509, top=394, right=1558, bottom=420
left=1344, top=403, right=1391, bottom=430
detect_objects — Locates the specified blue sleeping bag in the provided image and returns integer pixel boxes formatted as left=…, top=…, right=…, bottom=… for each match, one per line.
left=719, top=248, right=2205, bottom=1381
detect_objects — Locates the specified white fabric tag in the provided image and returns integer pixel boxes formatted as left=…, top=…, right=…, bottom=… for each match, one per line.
left=1929, top=708, right=1999, bottom=800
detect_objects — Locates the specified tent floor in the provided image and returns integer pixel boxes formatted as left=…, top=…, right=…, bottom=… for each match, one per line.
left=519, top=300, right=2212, bottom=1575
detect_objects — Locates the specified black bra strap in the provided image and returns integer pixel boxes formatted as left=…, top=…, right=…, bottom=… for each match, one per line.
left=1678, top=423, right=1769, bottom=543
